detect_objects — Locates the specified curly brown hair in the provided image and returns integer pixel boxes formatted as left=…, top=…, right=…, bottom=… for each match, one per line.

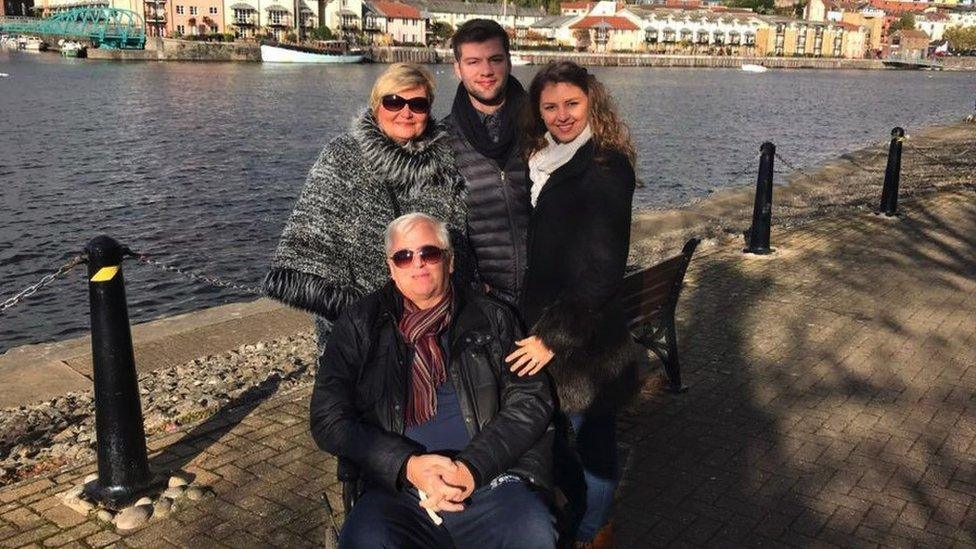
left=522, top=61, right=635, bottom=166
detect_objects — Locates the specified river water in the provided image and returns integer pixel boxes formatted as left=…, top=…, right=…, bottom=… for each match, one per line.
left=1, top=49, right=974, bottom=351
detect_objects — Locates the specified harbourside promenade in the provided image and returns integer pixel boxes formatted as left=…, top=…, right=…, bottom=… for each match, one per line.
left=1, top=181, right=974, bottom=546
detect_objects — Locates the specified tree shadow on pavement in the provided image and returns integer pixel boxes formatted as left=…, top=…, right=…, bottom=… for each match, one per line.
left=614, top=190, right=976, bottom=547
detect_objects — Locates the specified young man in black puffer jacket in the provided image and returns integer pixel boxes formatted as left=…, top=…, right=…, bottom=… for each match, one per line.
left=444, top=19, right=530, bottom=306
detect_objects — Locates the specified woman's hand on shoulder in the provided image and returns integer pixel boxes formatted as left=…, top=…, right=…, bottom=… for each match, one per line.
left=505, top=336, right=555, bottom=377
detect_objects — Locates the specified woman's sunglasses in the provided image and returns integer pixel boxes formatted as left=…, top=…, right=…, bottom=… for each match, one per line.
left=381, top=94, right=431, bottom=115
left=389, top=245, right=448, bottom=269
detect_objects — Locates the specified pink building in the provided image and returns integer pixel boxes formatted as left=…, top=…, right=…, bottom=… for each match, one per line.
left=170, top=0, right=225, bottom=36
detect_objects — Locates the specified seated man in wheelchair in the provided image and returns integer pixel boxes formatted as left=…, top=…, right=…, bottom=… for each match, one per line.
left=310, top=213, right=557, bottom=548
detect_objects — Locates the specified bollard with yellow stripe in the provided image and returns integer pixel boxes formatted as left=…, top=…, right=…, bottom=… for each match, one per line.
left=90, top=265, right=119, bottom=283
left=83, top=235, right=159, bottom=509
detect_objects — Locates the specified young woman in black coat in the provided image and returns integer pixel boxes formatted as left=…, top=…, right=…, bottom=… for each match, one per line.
left=505, top=61, right=642, bottom=548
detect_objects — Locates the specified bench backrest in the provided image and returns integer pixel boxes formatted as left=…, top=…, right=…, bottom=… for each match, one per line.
left=620, top=238, right=700, bottom=333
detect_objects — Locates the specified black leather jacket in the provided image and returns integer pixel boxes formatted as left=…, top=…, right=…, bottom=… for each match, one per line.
left=309, top=282, right=554, bottom=494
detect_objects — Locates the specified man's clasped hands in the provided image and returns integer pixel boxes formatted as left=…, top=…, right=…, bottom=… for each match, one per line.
left=405, top=454, right=477, bottom=513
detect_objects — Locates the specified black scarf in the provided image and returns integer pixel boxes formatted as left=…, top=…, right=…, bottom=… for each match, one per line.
left=451, top=77, right=526, bottom=166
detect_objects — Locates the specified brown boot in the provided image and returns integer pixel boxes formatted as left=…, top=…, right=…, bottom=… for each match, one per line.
left=589, top=521, right=613, bottom=549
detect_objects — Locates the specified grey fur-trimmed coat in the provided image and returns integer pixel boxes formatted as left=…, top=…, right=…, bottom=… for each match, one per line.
left=264, top=109, right=470, bottom=350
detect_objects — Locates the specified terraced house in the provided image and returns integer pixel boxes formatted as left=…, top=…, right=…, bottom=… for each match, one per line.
left=757, top=15, right=868, bottom=58
left=363, top=0, right=425, bottom=45
left=626, top=5, right=765, bottom=55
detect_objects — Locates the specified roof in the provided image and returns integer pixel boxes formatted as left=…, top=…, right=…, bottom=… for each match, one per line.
left=560, top=1, right=594, bottom=10
left=408, top=0, right=546, bottom=17
left=530, top=14, right=579, bottom=28
left=570, top=15, right=639, bottom=29
left=370, top=0, right=422, bottom=18
left=835, top=20, right=863, bottom=30
left=890, top=29, right=930, bottom=41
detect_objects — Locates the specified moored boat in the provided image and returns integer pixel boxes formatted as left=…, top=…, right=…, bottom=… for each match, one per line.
left=260, top=42, right=364, bottom=64
left=17, top=36, right=47, bottom=51
left=741, top=63, right=768, bottom=73
left=58, top=39, right=87, bottom=58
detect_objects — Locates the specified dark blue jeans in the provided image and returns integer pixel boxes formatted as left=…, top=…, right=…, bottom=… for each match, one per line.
left=567, top=412, right=619, bottom=542
left=339, top=476, right=557, bottom=549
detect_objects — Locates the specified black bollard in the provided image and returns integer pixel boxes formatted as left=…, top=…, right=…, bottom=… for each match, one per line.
left=82, top=236, right=158, bottom=510
left=745, top=142, right=776, bottom=255
left=879, top=127, right=905, bottom=217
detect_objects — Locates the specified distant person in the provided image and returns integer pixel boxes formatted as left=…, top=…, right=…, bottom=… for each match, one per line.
left=507, top=61, right=643, bottom=549
left=311, top=213, right=557, bottom=549
left=444, top=19, right=529, bottom=306
left=264, top=63, right=471, bottom=352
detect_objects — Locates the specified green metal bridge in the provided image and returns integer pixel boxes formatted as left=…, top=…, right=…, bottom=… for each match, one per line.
left=0, top=7, right=145, bottom=49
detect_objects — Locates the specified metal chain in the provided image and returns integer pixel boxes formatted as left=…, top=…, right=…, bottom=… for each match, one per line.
left=130, top=253, right=263, bottom=296
left=773, top=152, right=819, bottom=186
left=0, top=254, right=87, bottom=314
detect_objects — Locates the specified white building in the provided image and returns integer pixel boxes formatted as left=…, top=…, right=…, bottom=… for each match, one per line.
left=324, top=0, right=365, bottom=39
left=915, top=11, right=949, bottom=40
left=626, top=6, right=764, bottom=52
left=406, top=0, right=546, bottom=32
left=364, top=0, right=426, bottom=44
left=948, top=8, right=976, bottom=27
left=224, top=0, right=318, bottom=39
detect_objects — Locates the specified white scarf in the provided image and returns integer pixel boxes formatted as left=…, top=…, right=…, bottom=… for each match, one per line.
left=528, top=124, right=593, bottom=207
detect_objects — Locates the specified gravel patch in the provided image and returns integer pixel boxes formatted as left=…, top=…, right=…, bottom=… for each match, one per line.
left=0, top=331, right=317, bottom=487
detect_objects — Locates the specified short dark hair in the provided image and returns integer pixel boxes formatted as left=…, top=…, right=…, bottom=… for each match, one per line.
left=452, top=19, right=511, bottom=60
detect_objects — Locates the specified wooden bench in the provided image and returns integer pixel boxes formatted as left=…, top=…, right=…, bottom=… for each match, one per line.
left=620, top=238, right=700, bottom=393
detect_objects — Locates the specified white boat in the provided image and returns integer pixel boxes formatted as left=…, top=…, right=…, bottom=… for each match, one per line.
left=17, top=36, right=47, bottom=51
left=58, top=39, right=86, bottom=57
left=741, top=63, right=768, bottom=73
left=261, top=43, right=364, bottom=64
left=510, top=53, right=531, bottom=66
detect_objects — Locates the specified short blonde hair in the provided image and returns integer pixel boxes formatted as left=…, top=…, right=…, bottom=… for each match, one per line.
left=369, top=63, right=436, bottom=112
left=385, top=213, right=452, bottom=255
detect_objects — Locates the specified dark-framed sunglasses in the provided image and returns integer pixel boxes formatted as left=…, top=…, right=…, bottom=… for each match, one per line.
left=381, top=94, right=431, bottom=115
left=389, top=245, right=449, bottom=269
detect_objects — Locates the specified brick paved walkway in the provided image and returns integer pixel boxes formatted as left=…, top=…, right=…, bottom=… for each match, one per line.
left=1, top=189, right=974, bottom=548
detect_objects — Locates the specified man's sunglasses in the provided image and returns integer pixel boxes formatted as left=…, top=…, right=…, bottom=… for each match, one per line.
left=381, top=94, right=431, bottom=115
left=389, top=245, right=448, bottom=269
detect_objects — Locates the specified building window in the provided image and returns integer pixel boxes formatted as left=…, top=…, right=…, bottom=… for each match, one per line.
left=696, top=30, right=709, bottom=44
left=209, top=6, right=217, bottom=14
left=796, top=28, right=807, bottom=52
left=176, top=5, right=184, bottom=14
left=833, top=32, right=843, bottom=56
left=813, top=27, right=823, bottom=55
left=645, top=28, right=658, bottom=43
left=177, top=24, right=185, bottom=33
left=662, top=28, right=676, bottom=43
left=210, top=24, right=218, bottom=32
left=744, top=31, right=755, bottom=45
left=730, top=31, right=741, bottom=45
left=189, top=6, right=197, bottom=14
left=269, top=10, right=283, bottom=24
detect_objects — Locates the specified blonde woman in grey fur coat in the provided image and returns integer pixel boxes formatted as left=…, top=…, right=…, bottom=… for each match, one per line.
left=264, top=63, right=470, bottom=352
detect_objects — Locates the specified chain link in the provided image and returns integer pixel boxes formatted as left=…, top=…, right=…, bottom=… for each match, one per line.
left=773, top=151, right=820, bottom=186
left=0, top=255, right=87, bottom=314
left=130, top=253, right=263, bottom=296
